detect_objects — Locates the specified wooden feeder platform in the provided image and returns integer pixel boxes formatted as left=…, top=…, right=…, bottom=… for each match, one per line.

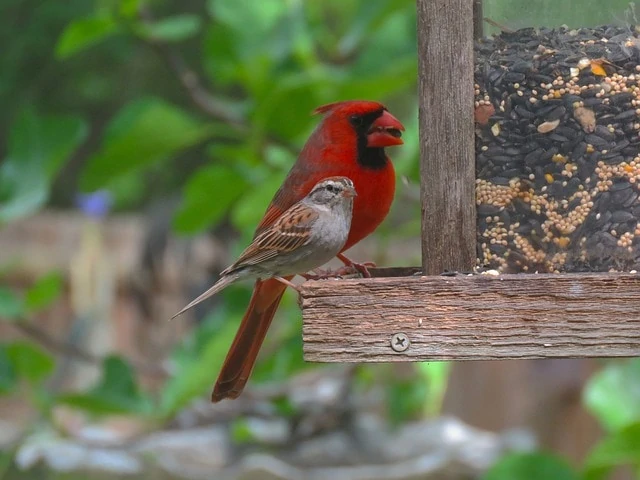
left=300, top=0, right=640, bottom=363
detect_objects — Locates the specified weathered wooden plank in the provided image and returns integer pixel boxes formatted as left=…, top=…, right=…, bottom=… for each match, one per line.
left=418, top=0, right=476, bottom=275
left=473, top=0, right=484, bottom=39
left=301, top=273, right=640, bottom=362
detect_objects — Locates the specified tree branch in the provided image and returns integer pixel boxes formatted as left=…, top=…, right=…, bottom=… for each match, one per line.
left=137, top=7, right=244, bottom=128
left=136, top=8, right=301, bottom=157
left=12, top=321, right=170, bottom=378
left=152, top=43, right=246, bottom=129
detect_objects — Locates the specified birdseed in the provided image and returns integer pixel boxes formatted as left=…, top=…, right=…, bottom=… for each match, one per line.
left=475, top=25, right=640, bottom=272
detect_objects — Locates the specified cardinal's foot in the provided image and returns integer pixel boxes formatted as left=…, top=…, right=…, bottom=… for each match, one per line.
left=332, top=261, right=375, bottom=278
left=335, top=253, right=375, bottom=277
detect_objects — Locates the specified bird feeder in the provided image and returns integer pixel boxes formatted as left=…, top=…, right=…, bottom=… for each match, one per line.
left=300, top=0, right=640, bottom=363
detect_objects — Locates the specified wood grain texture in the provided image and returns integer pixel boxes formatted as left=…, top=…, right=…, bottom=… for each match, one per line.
left=473, top=0, right=484, bottom=39
left=417, top=0, right=476, bottom=275
left=301, top=273, right=640, bottom=362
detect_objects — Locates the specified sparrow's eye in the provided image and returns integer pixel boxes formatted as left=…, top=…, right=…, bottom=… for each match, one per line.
left=326, top=184, right=336, bottom=193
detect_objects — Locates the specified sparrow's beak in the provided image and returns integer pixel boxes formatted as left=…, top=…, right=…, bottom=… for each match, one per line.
left=367, top=110, right=405, bottom=148
left=343, top=186, right=357, bottom=198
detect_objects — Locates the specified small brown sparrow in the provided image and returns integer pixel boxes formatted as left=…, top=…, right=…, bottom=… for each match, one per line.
left=171, top=176, right=357, bottom=319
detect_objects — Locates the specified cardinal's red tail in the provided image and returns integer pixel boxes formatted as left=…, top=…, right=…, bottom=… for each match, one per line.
left=211, top=277, right=289, bottom=402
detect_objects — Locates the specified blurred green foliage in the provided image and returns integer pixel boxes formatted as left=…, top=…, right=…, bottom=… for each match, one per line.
left=0, top=0, right=424, bottom=429
left=484, top=359, right=640, bottom=478
left=1, top=1, right=640, bottom=479
left=0, top=110, right=87, bottom=222
left=584, top=422, right=640, bottom=480
left=581, top=360, right=640, bottom=479
left=484, top=452, right=581, bottom=480
left=60, top=356, right=154, bottom=415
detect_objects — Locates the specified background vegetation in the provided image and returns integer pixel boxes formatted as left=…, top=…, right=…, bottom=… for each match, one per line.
left=1, top=0, right=640, bottom=478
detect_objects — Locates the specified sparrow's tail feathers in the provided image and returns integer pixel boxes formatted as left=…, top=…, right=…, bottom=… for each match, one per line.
left=170, top=271, right=243, bottom=320
left=211, top=277, right=289, bottom=402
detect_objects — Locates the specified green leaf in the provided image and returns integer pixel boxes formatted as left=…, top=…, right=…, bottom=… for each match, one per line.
left=336, top=59, right=417, bottom=102
left=230, top=172, right=283, bottom=231
left=6, top=341, right=55, bottom=384
left=25, top=272, right=64, bottom=313
left=483, top=452, right=580, bottom=480
left=92, top=356, right=148, bottom=408
left=0, top=110, right=88, bottom=223
left=207, top=0, right=285, bottom=37
left=0, top=449, right=13, bottom=477
left=119, top=0, right=142, bottom=18
left=271, top=397, right=297, bottom=417
left=251, top=75, right=324, bottom=139
left=159, top=313, right=239, bottom=417
left=0, top=287, right=23, bottom=320
left=203, top=23, right=242, bottom=86
left=173, top=164, right=248, bottom=234
left=205, top=0, right=289, bottom=88
left=338, top=0, right=414, bottom=56
left=584, top=359, right=640, bottom=431
left=138, top=14, right=202, bottom=42
left=59, top=356, right=152, bottom=415
left=80, top=98, right=217, bottom=191
left=584, top=423, right=640, bottom=480
left=230, top=418, right=255, bottom=444
left=0, top=345, right=17, bottom=394
left=103, top=169, right=147, bottom=210
left=385, top=376, right=428, bottom=425
left=55, top=15, right=120, bottom=59
left=250, top=306, right=309, bottom=385
left=391, top=113, right=420, bottom=178
left=417, top=361, right=451, bottom=416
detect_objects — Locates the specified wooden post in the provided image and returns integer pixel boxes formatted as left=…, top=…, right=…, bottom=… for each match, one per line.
left=418, top=0, right=476, bottom=275
left=473, top=0, right=484, bottom=39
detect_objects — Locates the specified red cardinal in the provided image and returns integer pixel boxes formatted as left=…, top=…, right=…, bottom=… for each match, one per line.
left=212, top=100, right=404, bottom=402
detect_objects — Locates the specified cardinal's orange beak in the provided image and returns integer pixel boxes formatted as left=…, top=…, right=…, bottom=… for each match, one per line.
left=367, top=110, right=405, bottom=148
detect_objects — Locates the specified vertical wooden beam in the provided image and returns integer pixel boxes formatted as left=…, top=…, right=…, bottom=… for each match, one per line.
left=417, top=0, right=476, bottom=275
left=473, top=0, right=484, bottom=39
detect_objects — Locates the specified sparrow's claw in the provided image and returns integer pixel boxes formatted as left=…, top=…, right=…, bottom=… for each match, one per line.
left=300, top=268, right=341, bottom=280
left=300, top=273, right=321, bottom=280
left=273, top=276, right=301, bottom=292
left=301, top=259, right=377, bottom=281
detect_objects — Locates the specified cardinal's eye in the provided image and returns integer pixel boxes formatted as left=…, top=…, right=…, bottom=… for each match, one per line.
left=349, top=114, right=363, bottom=127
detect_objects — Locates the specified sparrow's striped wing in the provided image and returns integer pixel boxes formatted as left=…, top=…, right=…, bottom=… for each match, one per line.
left=226, top=202, right=318, bottom=271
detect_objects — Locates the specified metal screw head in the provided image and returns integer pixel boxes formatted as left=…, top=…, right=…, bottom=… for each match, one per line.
left=390, top=333, right=410, bottom=352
